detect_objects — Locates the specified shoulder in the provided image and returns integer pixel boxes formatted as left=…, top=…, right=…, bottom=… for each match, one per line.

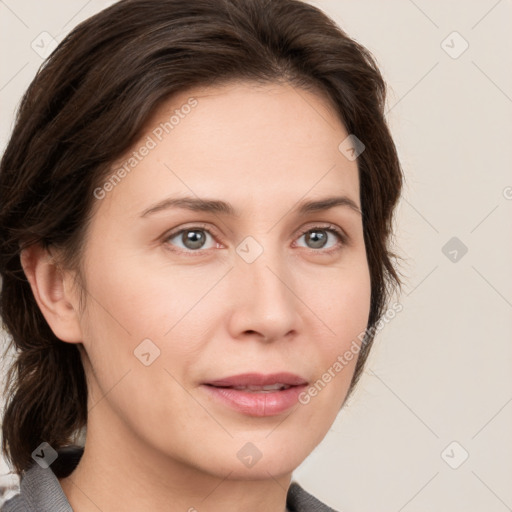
left=287, top=481, right=340, bottom=512
left=1, top=465, right=71, bottom=512
left=1, top=446, right=82, bottom=512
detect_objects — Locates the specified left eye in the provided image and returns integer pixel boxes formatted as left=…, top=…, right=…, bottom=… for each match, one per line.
left=164, top=224, right=345, bottom=254
left=294, top=226, right=345, bottom=251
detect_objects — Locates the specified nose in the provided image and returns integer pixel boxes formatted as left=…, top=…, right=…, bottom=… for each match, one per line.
left=226, top=247, right=301, bottom=344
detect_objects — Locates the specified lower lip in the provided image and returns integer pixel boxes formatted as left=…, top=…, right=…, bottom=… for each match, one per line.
left=201, top=384, right=308, bottom=417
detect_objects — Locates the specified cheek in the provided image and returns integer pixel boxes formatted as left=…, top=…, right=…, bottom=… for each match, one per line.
left=302, top=252, right=371, bottom=343
left=298, top=255, right=371, bottom=396
left=82, top=240, right=223, bottom=336
left=77, top=251, right=229, bottom=396
left=76, top=256, right=211, bottom=437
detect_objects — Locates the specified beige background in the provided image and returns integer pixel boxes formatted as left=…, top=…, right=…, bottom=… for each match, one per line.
left=1, top=1, right=511, bottom=510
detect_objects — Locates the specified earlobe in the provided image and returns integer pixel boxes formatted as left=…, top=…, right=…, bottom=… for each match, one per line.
left=20, top=244, right=83, bottom=343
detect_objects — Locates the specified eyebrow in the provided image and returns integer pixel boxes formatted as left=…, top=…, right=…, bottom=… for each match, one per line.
left=140, top=194, right=362, bottom=218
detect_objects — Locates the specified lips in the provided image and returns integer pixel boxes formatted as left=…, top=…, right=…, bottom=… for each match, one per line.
left=202, top=372, right=308, bottom=416
left=228, top=383, right=291, bottom=392
left=204, top=372, right=308, bottom=388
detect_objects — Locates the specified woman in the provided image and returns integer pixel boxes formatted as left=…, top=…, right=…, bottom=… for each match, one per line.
left=0, top=0, right=402, bottom=510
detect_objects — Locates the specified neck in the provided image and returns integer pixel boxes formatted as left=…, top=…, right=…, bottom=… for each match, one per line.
left=59, top=411, right=293, bottom=512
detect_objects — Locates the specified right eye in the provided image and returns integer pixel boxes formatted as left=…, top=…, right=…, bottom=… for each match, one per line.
left=163, top=224, right=222, bottom=254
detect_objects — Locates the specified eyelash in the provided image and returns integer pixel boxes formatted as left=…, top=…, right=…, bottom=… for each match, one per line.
left=162, top=223, right=348, bottom=257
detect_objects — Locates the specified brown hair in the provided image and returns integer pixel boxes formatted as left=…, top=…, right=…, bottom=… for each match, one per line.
left=0, top=0, right=402, bottom=475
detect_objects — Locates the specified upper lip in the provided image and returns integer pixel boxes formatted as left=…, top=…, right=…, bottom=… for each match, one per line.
left=204, top=372, right=308, bottom=387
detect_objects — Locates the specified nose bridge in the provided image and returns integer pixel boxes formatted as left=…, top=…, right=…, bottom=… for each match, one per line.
left=238, top=230, right=289, bottom=290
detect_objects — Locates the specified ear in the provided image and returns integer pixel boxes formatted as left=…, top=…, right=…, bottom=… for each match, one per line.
left=20, top=244, right=83, bottom=343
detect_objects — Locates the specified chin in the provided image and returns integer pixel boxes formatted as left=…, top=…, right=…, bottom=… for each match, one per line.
left=206, top=438, right=310, bottom=480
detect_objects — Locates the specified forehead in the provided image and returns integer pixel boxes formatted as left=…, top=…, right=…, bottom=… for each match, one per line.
left=95, top=80, right=360, bottom=220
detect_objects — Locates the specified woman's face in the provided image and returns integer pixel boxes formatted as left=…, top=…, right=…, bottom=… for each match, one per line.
left=72, top=81, right=371, bottom=478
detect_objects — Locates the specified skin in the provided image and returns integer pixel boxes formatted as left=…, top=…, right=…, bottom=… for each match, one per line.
left=21, top=80, right=371, bottom=512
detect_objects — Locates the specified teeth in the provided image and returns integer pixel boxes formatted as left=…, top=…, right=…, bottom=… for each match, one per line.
left=231, top=383, right=291, bottom=392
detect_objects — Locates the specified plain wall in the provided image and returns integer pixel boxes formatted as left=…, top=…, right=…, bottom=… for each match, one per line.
left=0, top=1, right=511, bottom=510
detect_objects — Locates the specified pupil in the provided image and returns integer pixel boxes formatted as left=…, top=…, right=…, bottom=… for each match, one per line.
left=307, top=230, right=326, bottom=248
left=184, top=230, right=205, bottom=249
